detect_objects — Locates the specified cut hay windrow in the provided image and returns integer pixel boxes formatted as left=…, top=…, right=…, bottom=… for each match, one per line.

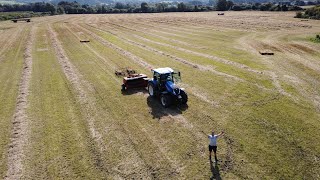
left=75, top=23, right=223, bottom=109
left=133, top=34, right=263, bottom=75
left=1, top=12, right=319, bottom=179
left=53, top=22, right=190, bottom=178
left=48, top=24, right=156, bottom=178
left=87, top=23, right=243, bottom=82
left=103, top=21, right=207, bottom=49
left=63, top=24, right=120, bottom=83
left=47, top=24, right=110, bottom=174
left=90, top=22, right=244, bottom=82
left=74, top=24, right=154, bottom=70
left=5, top=25, right=35, bottom=180
left=83, top=23, right=285, bottom=98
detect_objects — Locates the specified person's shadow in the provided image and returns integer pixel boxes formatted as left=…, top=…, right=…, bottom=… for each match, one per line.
left=210, top=160, right=222, bottom=180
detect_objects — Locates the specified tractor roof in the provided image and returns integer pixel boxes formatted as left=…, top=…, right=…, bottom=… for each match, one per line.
left=153, top=67, right=174, bottom=74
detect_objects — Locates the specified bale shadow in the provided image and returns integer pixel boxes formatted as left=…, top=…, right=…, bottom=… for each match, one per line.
left=210, top=160, right=222, bottom=180
left=121, top=88, right=148, bottom=96
left=147, top=96, right=188, bottom=119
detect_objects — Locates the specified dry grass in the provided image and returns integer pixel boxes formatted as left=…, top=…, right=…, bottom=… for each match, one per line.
left=0, top=11, right=319, bottom=179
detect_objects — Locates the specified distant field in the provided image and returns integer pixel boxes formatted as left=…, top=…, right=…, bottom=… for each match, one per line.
left=0, top=11, right=319, bottom=179
left=0, top=1, right=23, bottom=4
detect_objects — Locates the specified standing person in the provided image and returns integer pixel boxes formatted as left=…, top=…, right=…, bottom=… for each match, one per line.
left=207, top=130, right=224, bottom=162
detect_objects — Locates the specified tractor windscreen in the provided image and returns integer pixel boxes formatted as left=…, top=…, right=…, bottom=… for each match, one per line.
left=160, top=74, right=173, bottom=82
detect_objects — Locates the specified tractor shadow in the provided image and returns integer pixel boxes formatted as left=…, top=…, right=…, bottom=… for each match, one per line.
left=121, top=88, right=148, bottom=96
left=147, top=96, right=188, bottom=119
left=210, top=160, right=222, bottom=180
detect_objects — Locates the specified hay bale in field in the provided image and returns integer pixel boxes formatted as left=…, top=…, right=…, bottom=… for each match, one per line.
left=80, top=40, right=90, bottom=43
left=12, top=18, right=30, bottom=23
left=259, top=51, right=274, bottom=55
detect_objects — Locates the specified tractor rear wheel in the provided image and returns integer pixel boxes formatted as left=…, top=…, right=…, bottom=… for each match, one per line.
left=180, top=90, right=188, bottom=104
left=148, top=83, right=157, bottom=97
left=121, top=84, right=126, bottom=91
left=160, top=94, right=172, bottom=108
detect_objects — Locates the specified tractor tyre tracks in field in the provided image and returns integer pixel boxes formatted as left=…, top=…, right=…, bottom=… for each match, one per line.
left=48, top=24, right=157, bottom=178
left=0, top=25, right=26, bottom=64
left=48, top=24, right=111, bottom=176
left=68, top=21, right=199, bottom=178
left=112, top=20, right=309, bottom=100
left=4, top=25, right=35, bottom=180
left=238, top=34, right=320, bottom=109
left=64, top=25, right=120, bottom=83
left=100, top=21, right=263, bottom=75
left=64, top=23, right=197, bottom=177
left=75, top=23, right=221, bottom=109
left=102, top=21, right=208, bottom=49
left=75, top=24, right=154, bottom=70
left=82, top=23, right=278, bottom=99
left=88, top=23, right=243, bottom=83
left=88, top=21, right=285, bottom=97
left=74, top=23, right=235, bottom=172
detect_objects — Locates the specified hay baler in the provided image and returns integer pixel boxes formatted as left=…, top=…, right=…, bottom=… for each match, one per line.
left=121, top=74, right=149, bottom=91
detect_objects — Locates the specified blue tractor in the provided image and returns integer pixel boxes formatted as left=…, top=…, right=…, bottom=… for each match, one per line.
left=148, top=67, right=188, bottom=107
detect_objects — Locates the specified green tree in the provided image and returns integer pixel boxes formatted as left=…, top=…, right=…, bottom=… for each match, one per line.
left=115, top=2, right=125, bottom=9
left=226, top=0, right=234, bottom=10
left=178, top=2, right=186, bottom=11
left=141, top=2, right=149, bottom=13
left=208, top=0, right=215, bottom=6
left=216, top=0, right=227, bottom=11
left=281, top=5, right=288, bottom=11
left=156, top=3, right=166, bottom=12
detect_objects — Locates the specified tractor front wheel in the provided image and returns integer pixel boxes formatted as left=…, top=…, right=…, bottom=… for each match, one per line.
left=160, top=94, right=172, bottom=108
left=180, top=90, right=188, bottom=104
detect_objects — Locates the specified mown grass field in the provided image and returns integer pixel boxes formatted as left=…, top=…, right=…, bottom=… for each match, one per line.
left=0, top=11, right=319, bottom=179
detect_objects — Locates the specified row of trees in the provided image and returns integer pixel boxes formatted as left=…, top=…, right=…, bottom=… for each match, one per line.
left=0, top=11, right=45, bottom=21
left=295, top=5, right=320, bottom=19
left=230, top=3, right=303, bottom=11
left=0, top=2, right=55, bottom=14
left=214, top=0, right=304, bottom=11
left=0, top=1, right=215, bottom=14
left=0, top=1, right=314, bottom=16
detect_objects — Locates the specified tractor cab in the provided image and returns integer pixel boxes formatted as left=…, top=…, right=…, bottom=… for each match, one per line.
left=148, top=67, right=187, bottom=107
left=152, top=68, right=180, bottom=87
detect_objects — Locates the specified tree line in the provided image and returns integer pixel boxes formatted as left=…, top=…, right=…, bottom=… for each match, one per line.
left=295, top=5, right=320, bottom=19
left=1, top=0, right=311, bottom=15
left=0, top=0, right=318, bottom=21
left=0, top=1, right=214, bottom=14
